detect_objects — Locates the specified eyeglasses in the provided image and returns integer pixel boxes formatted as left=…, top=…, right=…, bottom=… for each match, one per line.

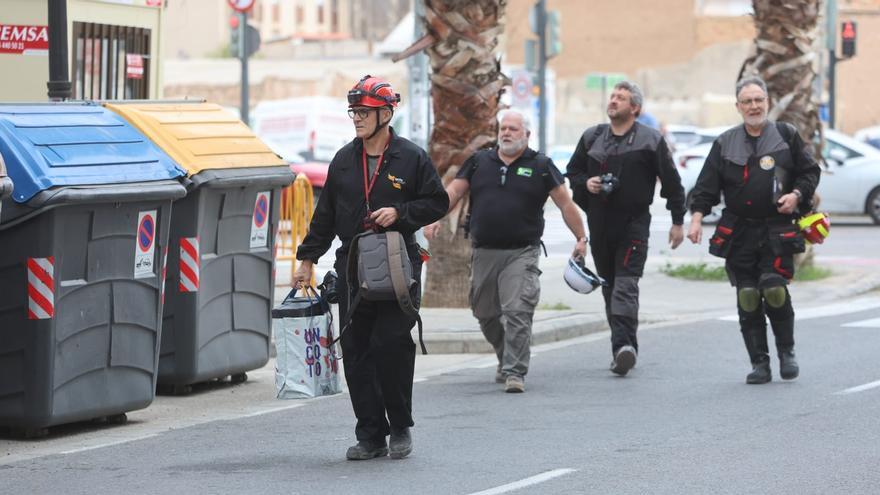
left=347, top=108, right=372, bottom=120
left=499, top=166, right=509, bottom=187
left=738, top=97, right=767, bottom=107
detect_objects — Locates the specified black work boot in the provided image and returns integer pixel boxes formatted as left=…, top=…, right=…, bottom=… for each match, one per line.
left=389, top=426, right=413, bottom=459
left=778, top=349, right=799, bottom=380
left=746, top=358, right=772, bottom=384
left=346, top=438, right=388, bottom=461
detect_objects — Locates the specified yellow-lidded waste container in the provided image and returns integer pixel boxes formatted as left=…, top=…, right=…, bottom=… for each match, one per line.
left=106, top=101, right=294, bottom=392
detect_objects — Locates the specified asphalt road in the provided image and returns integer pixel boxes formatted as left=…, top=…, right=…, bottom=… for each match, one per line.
left=3, top=299, right=880, bottom=494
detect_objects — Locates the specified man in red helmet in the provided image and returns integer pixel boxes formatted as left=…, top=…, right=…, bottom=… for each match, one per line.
left=688, top=76, right=821, bottom=384
left=293, top=75, right=448, bottom=460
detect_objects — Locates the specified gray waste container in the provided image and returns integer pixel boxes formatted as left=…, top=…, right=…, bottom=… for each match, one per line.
left=105, top=102, right=294, bottom=392
left=0, top=104, right=186, bottom=435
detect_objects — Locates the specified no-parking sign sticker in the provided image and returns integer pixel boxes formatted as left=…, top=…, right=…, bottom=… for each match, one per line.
left=250, top=191, right=270, bottom=249
left=135, top=210, right=157, bottom=278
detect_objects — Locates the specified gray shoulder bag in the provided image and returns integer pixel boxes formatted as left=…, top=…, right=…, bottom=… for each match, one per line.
left=336, top=230, right=427, bottom=354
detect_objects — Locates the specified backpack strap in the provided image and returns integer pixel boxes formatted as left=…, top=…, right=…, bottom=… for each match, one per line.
left=583, top=124, right=608, bottom=152
left=775, top=121, right=796, bottom=145
left=334, top=231, right=369, bottom=346
left=774, top=121, right=814, bottom=212
left=386, top=232, right=427, bottom=354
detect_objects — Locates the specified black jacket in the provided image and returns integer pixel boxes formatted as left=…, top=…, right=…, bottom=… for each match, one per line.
left=566, top=122, right=686, bottom=226
left=296, top=128, right=449, bottom=263
left=690, top=122, right=820, bottom=219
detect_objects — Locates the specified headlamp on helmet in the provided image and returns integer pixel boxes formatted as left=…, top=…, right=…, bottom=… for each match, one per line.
left=347, top=75, right=401, bottom=108
left=564, top=256, right=607, bottom=294
left=797, top=212, right=831, bottom=244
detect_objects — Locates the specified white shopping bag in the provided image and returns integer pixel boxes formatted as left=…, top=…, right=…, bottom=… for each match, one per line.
left=272, top=290, right=342, bottom=399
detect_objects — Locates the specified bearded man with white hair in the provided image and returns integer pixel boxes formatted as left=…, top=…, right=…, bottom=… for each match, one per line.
left=425, top=109, right=587, bottom=393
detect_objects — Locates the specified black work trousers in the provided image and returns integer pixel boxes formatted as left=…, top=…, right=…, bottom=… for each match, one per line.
left=725, top=222, right=796, bottom=362
left=337, top=257, right=420, bottom=442
left=590, top=211, right=651, bottom=355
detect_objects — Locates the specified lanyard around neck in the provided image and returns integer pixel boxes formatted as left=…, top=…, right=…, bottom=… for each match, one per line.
left=361, top=134, right=392, bottom=210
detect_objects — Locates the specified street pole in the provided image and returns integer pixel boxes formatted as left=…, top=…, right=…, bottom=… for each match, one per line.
left=828, top=49, right=836, bottom=129
left=826, top=0, right=837, bottom=129
left=47, top=0, right=71, bottom=101
left=407, top=0, right=429, bottom=150
left=536, top=0, right=547, bottom=154
left=239, top=11, right=250, bottom=126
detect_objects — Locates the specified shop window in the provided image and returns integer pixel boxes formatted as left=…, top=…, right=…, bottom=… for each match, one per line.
left=72, top=22, right=150, bottom=100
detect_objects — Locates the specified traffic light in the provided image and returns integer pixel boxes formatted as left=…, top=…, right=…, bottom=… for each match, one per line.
left=545, top=10, right=561, bottom=58
left=230, top=16, right=241, bottom=58
left=841, top=21, right=857, bottom=58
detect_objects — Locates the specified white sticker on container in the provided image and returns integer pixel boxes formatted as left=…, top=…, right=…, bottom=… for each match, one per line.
left=250, top=191, right=270, bottom=249
left=135, top=210, right=157, bottom=278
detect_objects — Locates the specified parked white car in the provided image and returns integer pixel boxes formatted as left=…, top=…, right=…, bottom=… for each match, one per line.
left=665, top=125, right=726, bottom=152
left=675, top=128, right=880, bottom=224
left=854, top=125, right=880, bottom=150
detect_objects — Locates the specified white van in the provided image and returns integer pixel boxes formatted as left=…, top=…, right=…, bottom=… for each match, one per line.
left=251, top=97, right=353, bottom=163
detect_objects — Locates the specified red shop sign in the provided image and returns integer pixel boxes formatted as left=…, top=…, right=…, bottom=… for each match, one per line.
left=126, top=54, right=144, bottom=79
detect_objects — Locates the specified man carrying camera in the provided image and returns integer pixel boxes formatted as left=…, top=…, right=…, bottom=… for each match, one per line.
left=566, top=80, right=686, bottom=376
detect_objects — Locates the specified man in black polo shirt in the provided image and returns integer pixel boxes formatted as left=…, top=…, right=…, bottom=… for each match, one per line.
left=426, top=109, right=587, bottom=393
left=567, top=80, right=686, bottom=377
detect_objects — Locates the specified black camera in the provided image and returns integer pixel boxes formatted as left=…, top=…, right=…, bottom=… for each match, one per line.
left=317, top=270, right=339, bottom=304
left=599, top=173, right=620, bottom=196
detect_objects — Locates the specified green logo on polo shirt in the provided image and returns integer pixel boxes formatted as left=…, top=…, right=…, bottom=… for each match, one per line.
left=516, top=167, right=533, bottom=177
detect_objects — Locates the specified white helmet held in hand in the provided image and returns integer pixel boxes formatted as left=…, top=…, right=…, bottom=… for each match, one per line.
left=564, top=256, right=606, bottom=294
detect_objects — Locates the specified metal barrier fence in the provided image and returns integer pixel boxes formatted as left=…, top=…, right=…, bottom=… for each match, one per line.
left=276, top=173, right=314, bottom=286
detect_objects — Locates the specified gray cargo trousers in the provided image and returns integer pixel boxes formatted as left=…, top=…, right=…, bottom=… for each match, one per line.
left=470, top=245, right=542, bottom=378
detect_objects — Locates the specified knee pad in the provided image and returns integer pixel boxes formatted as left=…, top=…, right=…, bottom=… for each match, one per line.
left=762, top=286, right=788, bottom=309
left=737, top=286, right=761, bottom=313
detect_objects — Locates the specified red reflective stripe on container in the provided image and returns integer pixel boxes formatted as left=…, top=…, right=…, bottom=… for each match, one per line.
left=718, top=226, right=733, bottom=235
left=179, top=237, right=200, bottom=292
left=27, top=257, right=55, bottom=319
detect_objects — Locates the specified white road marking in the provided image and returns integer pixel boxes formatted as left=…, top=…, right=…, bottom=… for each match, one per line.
left=718, top=297, right=880, bottom=322
left=465, top=468, right=577, bottom=495
left=841, top=317, right=880, bottom=328
left=59, top=434, right=159, bottom=455
left=837, top=379, right=880, bottom=395
left=239, top=402, right=307, bottom=418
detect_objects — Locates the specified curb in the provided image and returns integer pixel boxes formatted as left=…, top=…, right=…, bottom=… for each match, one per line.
left=421, top=313, right=609, bottom=354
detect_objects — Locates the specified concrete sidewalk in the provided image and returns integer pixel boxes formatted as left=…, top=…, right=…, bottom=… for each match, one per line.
left=274, top=257, right=880, bottom=355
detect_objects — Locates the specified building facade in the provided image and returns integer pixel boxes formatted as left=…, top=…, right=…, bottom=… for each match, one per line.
left=1, top=0, right=166, bottom=101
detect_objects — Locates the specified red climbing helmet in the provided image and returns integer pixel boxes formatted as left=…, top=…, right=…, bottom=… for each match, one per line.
left=347, top=75, right=401, bottom=108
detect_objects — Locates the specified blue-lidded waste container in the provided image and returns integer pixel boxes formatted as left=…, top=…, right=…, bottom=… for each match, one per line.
left=106, top=102, right=294, bottom=393
left=0, top=153, right=12, bottom=209
left=0, top=103, right=186, bottom=435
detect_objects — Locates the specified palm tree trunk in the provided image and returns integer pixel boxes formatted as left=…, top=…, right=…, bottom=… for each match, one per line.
left=740, top=0, right=821, bottom=271
left=419, top=0, right=508, bottom=307
left=740, top=0, right=822, bottom=157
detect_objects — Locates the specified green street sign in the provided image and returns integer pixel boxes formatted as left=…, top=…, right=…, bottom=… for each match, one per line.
left=585, top=73, right=626, bottom=90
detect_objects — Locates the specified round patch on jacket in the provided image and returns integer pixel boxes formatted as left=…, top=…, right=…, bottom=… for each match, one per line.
left=759, top=155, right=775, bottom=170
